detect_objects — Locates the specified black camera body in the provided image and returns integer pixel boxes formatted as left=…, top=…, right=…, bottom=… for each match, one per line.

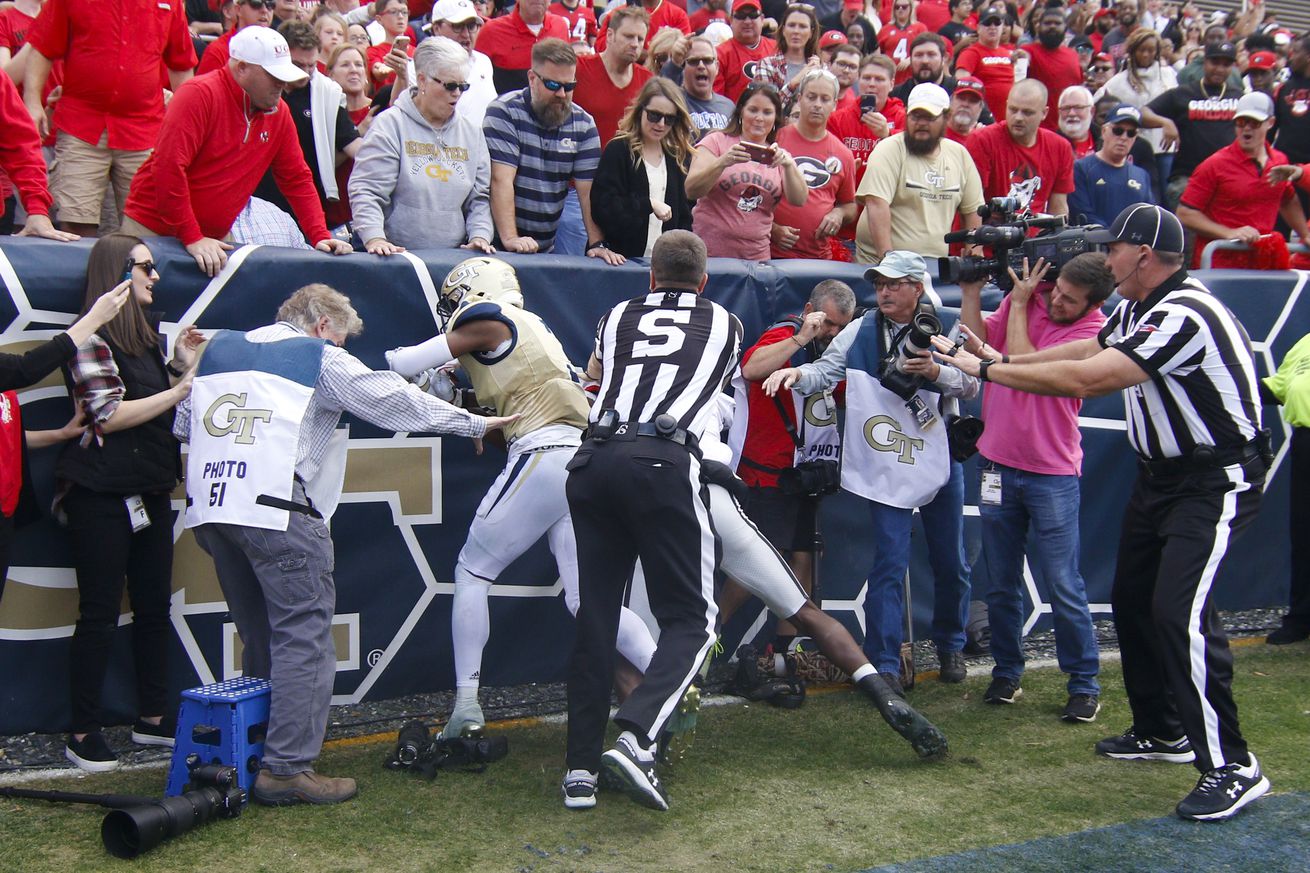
left=938, top=197, right=1104, bottom=292
left=877, top=303, right=943, bottom=429
left=386, top=720, right=510, bottom=778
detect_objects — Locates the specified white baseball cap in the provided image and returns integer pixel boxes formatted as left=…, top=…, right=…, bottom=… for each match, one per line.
left=431, top=0, right=479, bottom=23
left=1233, top=91, right=1274, bottom=123
left=906, top=83, right=950, bottom=117
left=230, top=26, right=308, bottom=84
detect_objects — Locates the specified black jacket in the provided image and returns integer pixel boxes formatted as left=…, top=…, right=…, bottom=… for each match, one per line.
left=591, top=139, right=693, bottom=258
left=0, top=332, right=77, bottom=524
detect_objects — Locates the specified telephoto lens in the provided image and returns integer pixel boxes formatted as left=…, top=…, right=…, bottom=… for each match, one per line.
left=395, top=720, right=432, bottom=766
left=101, top=788, right=229, bottom=859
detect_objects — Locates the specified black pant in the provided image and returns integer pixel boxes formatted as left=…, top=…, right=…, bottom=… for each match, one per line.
left=564, top=435, right=720, bottom=773
left=64, top=486, right=173, bottom=734
left=1284, top=427, right=1310, bottom=630
left=1111, top=458, right=1264, bottom=773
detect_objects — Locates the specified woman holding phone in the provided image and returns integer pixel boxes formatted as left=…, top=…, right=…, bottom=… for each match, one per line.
left=58, top=235, right=201, bottom=773
left=686, top=82, right=807, bottom=261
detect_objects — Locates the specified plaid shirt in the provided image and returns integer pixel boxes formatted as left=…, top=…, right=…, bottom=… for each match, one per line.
left=66, top=333, right=162, bottom=446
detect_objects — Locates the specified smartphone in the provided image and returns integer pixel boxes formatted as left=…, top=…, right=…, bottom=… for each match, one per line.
left=859, top=94, right=879, bottom=113
left=393, top=35, right=410, bottom=53
left=122, top=256, right=134, bottom=283
left=741, top=141, right=774, bottom=163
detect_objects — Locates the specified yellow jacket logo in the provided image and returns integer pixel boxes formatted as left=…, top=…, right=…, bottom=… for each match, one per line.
left=203, top=393, right=273, bottom=445
left=863, top=414, right=923, bottom=464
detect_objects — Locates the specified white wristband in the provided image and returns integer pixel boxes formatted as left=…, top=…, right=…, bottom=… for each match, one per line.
left=386, top=335, right=454, bottom=378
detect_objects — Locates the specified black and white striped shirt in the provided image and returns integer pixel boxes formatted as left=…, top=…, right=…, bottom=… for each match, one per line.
left=1098, top=270, right=1262, bottom=461
left=591, top=289, right=743, bottom=435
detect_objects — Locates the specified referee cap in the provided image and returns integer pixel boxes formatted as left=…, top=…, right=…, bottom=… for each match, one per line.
left=865, top=251, right=928, bottom=283
left=1085, top=204, right=1184, bottom=254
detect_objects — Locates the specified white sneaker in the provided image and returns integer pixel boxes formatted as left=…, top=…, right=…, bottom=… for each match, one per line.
left=562, top=769, right=598, bottom=809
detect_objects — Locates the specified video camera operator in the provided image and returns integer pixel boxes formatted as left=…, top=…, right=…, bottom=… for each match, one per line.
left=956, top=252, right=1113, bottom=722
left=765, top=252, right=977, bottom=695
left=725, top=279, right=855, bottom=654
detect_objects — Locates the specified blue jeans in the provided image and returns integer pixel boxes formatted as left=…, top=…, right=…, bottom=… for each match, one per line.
left=553, top=187, right=587, bottom=255
left=979, top=462, right=1099, bottom=695
left=862, top=461, right=972, bottom=673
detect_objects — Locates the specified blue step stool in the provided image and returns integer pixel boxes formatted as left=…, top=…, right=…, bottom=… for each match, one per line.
left=166, top=677, right=271, bottom=797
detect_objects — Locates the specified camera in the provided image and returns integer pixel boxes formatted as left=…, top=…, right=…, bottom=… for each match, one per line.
left=386, top=720, right=510, bottom=777
left=878, top=301, right=943, bottom=429
left=937, top=197, right=1104, bottom=292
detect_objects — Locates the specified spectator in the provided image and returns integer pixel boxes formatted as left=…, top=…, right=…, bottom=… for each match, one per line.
left=753, top=3, right=820, bottom=101
left=0, top=0, right=64, bottom=190
left=715, top=0, right=777, bottom=103
left=482, top=38, right=622, bottom=263
left=643, top=26, right=685, bottom=79
left=828, top=54, right=904, bottom=183
left=728, top=280, right=856, bottom=652
left=944, top=74, right=986, bottom=143
left=58, top=233, right=201, bottom=772
left=821, top=0, right=877, bottom=55
left=890, top=32, right=953, bottom=103
left=955, top=3, right=1017, bottom=125
left=366, top=0, right=416, bottom=90
left=1086, top=6, right=1114, bottom=53
left=771, top=69, right=856, bottom=259
left=1100, top=0, right=1142, bottom=65
left=252, top=22, right=363, bottom=230
left=763, top=251, right=978, bottom=694
left=591, top=78, right=694, bottom=257
left=818, top=28, right=849, bottom=66
left=856, top=82, right=983, bottom=262
left=914, top=0, right=951, bottom=33
left=1274, top=34, right=1310, bottom=224
left=1261, top=332, right=1310, bottom=645
left=1243, top=50, right=1277, bottom=96
left=826, top=41, right=860, bottom=106
left=686, top=81, right=806, bottom=259
left=348, top=37, right=491, bottom=254
left=690, top=0, right=731, bottom=34
left=0, top=74, right=75, bottom=241
left=1176, top=23, right=1243, bottom=88
left=271, top=0, right=304, bottom=28
left=346, top=21, right=372, bottom=52
left=121, top=27, right=352, bottom=275
left=938, top=0, right=976, bottom=45
left=967, top=78, right=1073, bottom=217
left=1024, top=5, right=1083, bottom=131
left=1141, top=40, right=1240, bottom=213
left=552, top=0, right=599, bottom=51
left=314, top=11, right=348, bottom=69
left=575, top=6, right=653, bottom=146
left=681, top=35, right=736, bottom=141
left=197, top=0, right=274, bottom=74
left=1177, top=92, right=1309, bottom=269
left=1085, top=50, right=1114, bottom=92
left=956, top=252, right=1112, bottom=721
left=877, top=0, right=926, bottom=85
left=1069, top=104, right=1154, bottom=227
left=23, top=0, right=197, bottom=236
left=325, top=44, right=373, bottom=228
left=1094, top=29, right=1178, bottom=180
left=476, top=0, right=569, bottom=94
left=430, top=0, right=497, bottom=124
left=594, top=0, right=689, bottom=53
left=1056, top=85, right=1096, bottom=158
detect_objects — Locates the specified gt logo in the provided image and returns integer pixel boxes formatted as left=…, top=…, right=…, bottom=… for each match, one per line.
left=864, top=414, right=923, bottom=464
left=804, top=392, right=836, bottom=428
left=204, top=393, right=273, bottom=445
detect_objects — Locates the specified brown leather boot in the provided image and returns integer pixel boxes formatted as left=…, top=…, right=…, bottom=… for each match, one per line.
left=252, top=769, right=358, bottom=806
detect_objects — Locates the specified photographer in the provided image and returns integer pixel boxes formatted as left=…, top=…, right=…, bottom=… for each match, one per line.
left=765, top=252, right=978, bottom=694
left=727, top=279, right=856, bottom=654
left=956, top=253, right=1113, bottom=722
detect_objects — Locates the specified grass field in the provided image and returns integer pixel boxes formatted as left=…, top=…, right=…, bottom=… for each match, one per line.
left=1, top=642, right=1306, bottom=873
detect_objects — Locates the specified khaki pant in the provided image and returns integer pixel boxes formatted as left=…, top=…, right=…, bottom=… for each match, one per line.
left=52, top=131, right=150, bottom=228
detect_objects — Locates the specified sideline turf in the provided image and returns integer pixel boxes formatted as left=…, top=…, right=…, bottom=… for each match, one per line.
left=1, top=643, right=1305, bottom=873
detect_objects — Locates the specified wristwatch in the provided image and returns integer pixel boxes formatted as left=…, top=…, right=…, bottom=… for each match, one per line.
left=978, top=359, right=993, bottom=382
left=166, top=360, right=186, bottom=378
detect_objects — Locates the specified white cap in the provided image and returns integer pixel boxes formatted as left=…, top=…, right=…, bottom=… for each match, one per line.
left=906, top=83, right=950, bottom=117
left=431, top=0, right=479, bottom=23
left=230, top=26, right=307, bottom=84
left=1233, top=91, right=1274, bottom=123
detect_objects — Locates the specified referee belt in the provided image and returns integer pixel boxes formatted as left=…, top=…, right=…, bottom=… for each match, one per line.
left=1139, top=442, right=1264, bottom=478
left=586, top=419, right=699, bottom=450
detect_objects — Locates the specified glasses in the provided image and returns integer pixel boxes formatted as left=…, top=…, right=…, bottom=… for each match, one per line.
left=1060, top=104, right=1092, bottom=113
left=1109, top=125, right=1138, bottom=137
left=733, top=10, right=760, bottom=19
left=381, top=7, right=408, bottom=17
left=831, top=60, right=858, bottom=70
left=240, top=0, right=273, bottom=9
left=875, top=278, right=916, bottom=290
left=535, top=74, right=576, bottom=92
left=1093, top=64, right=1113, bottom=72
left=445, top=20, right=480, bottom=32
left=893, top=3, right=910, bottom=8
left=1234, top=116, right=1264, bottom=128
left=430, top=76, right=471, bottom=93
left=644, top=108, right=677, bottom=126
left=981, top=17, right=1004, bottom=26
left=684, top=56, right=716, bottom=67
left=129, top=260, right=157, bottom=274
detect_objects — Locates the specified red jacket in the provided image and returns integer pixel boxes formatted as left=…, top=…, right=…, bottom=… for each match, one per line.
left=123, top=68, right=328, bottom=246
left=0, top=74, right=51, bottom=217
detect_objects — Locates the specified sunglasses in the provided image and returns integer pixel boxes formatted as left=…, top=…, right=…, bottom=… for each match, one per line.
left=733, top=10, right=761, bottom=19
left=535, top=75, right=576, bottom=92
left=1093, top=65, right=1113, bottom=72
left=129, top=260, right=157, bottom=274
left=240, top=0, right=273, bottom=8
left=431, top=77, right=471, bottom=93
left=981, top=17, right=1004, bottom=26
left=1110, top=125, right=1138, bottom=137
left=684, top=56, right=716, bottom=67
left=644, top=108, right=677, bottom=126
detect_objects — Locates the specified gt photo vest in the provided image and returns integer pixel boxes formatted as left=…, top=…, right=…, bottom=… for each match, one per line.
left=185, top=330, right=324, bottom=531
left=841, top=314, right=948, bottom=509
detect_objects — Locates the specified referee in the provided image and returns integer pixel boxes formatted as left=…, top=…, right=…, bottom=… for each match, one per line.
left=932, top=204, right=1271, bottom=822
left=563, top=230, right=742, bottom=812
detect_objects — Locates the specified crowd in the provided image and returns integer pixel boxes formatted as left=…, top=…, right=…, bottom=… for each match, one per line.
left=0, top=0, right=1306, bottom=834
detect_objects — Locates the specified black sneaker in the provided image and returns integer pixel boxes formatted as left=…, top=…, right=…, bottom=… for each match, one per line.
left=1176, top=754, right=1270, bottom=821
left=600, top=731, right=669, bottom=811
left=938, top=649, right=967, bottom=684
left=1061, top=694, right=1101, bottom=723
left=562, top=769, right=598, bottom=810
left=65, top=731, right=120, bottom=773
left=878, top=671, right=905, bottom=699
left=1094, top=727, right=1195, bottom=763
left=1266, top=624, right=1309, bottom=645
left=131, top=715, right=176, bottom=748
left=984, top=676, right=1022, bottom=705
